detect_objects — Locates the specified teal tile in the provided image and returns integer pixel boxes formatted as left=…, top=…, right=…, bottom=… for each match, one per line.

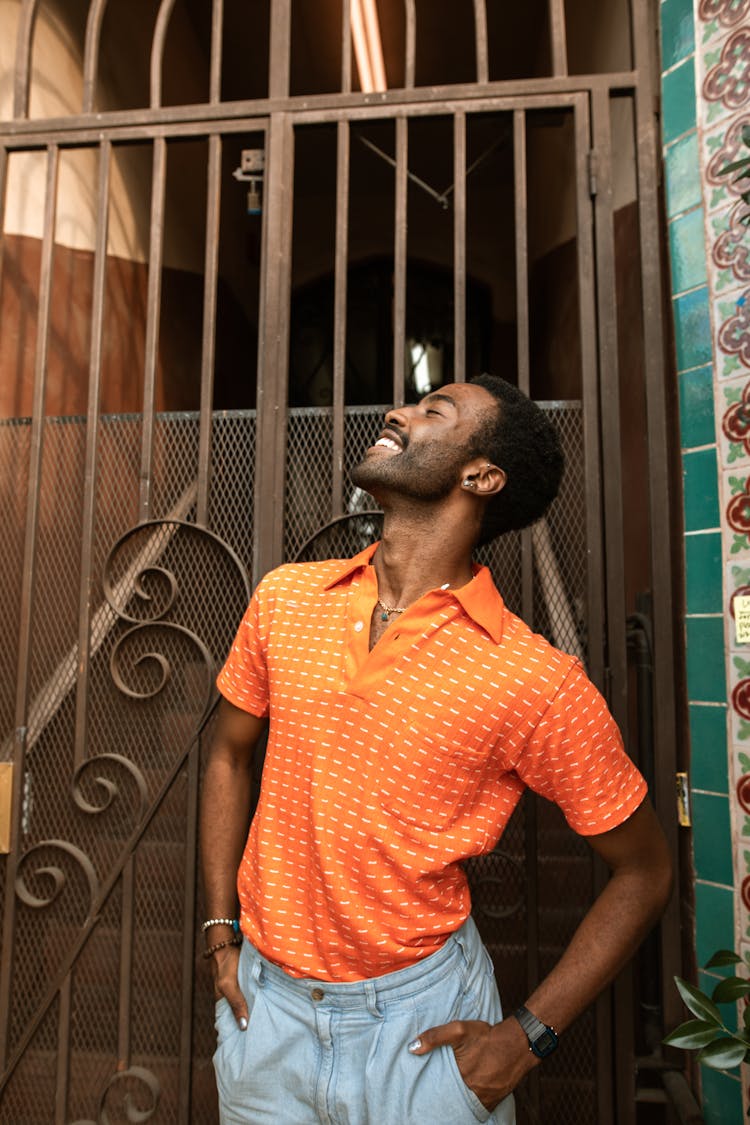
left=694, top=882, right=735, bottom=967
left=689, top=704, right=729, bottom=793
left=686, top=616, right=726, bottom=702
left=692, top=793, right=734, bottom=884
left=662, top=57, right=697, bottom=144
left=700, top=1065, right=743, bottom=1125
left=678, top=364, right=715, bottom=448
left=665, top=133, right=702, bottom=219
left=660, top=0, right=695, bottom=71
left=669, top=208, right=707, bottom=295
left=673, top=286, right=713, bottom=370
left=685, top=533, right=722, bottom=613
left=683, top=447, right=720, bottom=532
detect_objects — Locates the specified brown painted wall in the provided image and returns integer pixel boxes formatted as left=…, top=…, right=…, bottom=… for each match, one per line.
left=0, top=233, right=209, bottom=419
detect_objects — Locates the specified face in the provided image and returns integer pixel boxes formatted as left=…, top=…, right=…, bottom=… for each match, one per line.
left=350, top=382, right=499, bottom=502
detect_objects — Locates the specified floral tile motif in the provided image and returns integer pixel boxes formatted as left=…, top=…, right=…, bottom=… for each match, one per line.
left=722, top=467, right=750, bottom=557
left=703, top=113, right=750, bottom=218
left=715, top=288, right=750, bottom=376
left=708, top=200, right=750, bottom=292
left=728, top=650, right=750, bottom=743
left=718, top=374, right=750, bottom=466
left=701, top=26, right=750, bottom=128
left=699, top=0, right=750, bottom=51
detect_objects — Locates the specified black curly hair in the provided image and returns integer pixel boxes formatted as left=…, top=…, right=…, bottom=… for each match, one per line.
left=468, top=374, right=565, bottom=546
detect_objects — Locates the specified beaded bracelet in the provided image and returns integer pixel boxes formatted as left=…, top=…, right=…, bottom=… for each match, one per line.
left=203, top=935, right=242, bottom=959
left=201, top=917, right=239, bottom=934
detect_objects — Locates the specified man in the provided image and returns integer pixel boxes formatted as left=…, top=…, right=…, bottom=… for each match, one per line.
left=201, top=374, right=672, bottom=1124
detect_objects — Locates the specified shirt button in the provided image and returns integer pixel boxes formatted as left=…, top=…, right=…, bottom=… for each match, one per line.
left=311, top=987, right=325, bottom=1001
left=354, top=621, right=364, bottom=633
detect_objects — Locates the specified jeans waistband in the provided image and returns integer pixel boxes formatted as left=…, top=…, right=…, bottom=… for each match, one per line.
left=243, top=916, right=482, bottom=1011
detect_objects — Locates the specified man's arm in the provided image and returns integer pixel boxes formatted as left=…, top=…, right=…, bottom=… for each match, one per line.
left=410, top=798, right=673, bottom=1109
left=200, top=697, right=267, bottom=1027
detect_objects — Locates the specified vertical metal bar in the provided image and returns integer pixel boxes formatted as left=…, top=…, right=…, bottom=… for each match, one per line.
left=253, top=114, right=294, bottom=582
left=12, top=0, right=40, bottom=120
left=392, top=116, right=407, bottom=406
left=117, top=858, right=135, bottom=1067
left=139, top=138, right=167, bottom=523
left=209, top=0, right=224, bottom=105
left=150, top=0, right=178, bottom=110
left=453, top=112, right=466, bottom=382
left=403, top=0, right=416, bottom=89
left=74, top=141, right=111, bottom=770
left=574, top=93, right=611, bottom=1122
left=591, top=87, right=633, bottom=1125
left=513, top=112, right=530, bottom=397
left=630, top=0, right=681, bottom=1035
left=574, top=101, right=604, bottom=692
left=197, top=134, right=222, bottom=527
left=0, top=147, right=8, bottom=293
left=82, top=0, right=110, bottom=114
left=513, top=111, right=534, bottom=633
left=0, top=145, right=59, bottom=1070
left=548, top=0, right=569, bottom=77
left=268, top=0, right=292, bottom=99
left=591, top=89, right=628, bottom=744
left=178, top=744, right=201, bottom=1123
left=341, top=0, right=352, bottom=94
left=472, top=0, right=489, bottom=84
left=54, top=975, right=71, bottom=1124
left=332, top=121, right=350, bottom=516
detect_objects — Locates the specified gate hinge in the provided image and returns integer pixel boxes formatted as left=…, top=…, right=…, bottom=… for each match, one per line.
left=587, top=149, right=598, bottom=198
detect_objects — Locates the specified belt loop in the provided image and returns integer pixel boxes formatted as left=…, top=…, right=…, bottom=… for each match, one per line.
left=251, top=956, right=265, bottom=986
left=364, top=980, right=383, bottom=1019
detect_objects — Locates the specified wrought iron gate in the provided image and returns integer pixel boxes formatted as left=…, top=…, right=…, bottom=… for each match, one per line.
left=0, top=2, right=679, bottom=1122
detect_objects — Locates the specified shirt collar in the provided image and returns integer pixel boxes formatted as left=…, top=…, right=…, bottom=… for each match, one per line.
left=322, top=542, right=505, bottom=644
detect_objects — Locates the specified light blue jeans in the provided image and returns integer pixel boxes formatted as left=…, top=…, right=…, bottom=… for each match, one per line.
left=213, top=916, right=516, bottom=1124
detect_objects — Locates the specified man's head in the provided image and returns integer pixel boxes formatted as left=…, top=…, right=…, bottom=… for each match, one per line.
left=468, top=374, right=565, bottom=545
left=350, top=374, right=564, bottom=546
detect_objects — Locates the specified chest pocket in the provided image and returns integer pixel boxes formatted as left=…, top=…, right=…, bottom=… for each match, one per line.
left=376, top=713, right=496, bottom=831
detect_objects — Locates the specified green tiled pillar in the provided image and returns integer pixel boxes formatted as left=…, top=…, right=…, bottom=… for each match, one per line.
left=660, top=0, right=744, bottom=1119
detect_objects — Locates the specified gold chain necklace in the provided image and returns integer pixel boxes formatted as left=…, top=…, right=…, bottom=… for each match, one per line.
left=376, top=598, right=407, bottom=622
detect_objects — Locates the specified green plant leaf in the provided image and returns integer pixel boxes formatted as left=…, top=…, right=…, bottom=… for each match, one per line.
left=742, top=124, right=750, bottom=148
left=705, top=950, right=743, bottom=968
left=744, top=1004, right=750, bottom=1029
left=712, top=976, right=750, bottom=1002
left=664, top=1019, right=723, bottom=1049
left=697, top=1036, right=747, bottom=1070
left=675, top=977, right=723, bottom=1023
left=721, top=157, right=750, bottom=176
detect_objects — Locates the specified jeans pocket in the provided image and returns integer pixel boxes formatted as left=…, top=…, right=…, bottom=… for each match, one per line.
left=443, top=1047, right=493, bottom=1123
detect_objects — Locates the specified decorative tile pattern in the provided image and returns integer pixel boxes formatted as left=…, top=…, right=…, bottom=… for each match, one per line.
left=669, top=2, right=750, bottom=1115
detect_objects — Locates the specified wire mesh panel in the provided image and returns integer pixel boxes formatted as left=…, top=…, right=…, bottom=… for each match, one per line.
left=0, top=412, right=253, bottom=1124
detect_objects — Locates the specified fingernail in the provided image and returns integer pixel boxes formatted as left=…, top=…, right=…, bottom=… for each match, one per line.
left=408, top=1038, right=421, bottom=1052
left=239, top=1017, right=248, bottom=1031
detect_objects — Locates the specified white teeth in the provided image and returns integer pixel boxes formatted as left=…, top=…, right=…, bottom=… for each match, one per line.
left=375, top=437, right=400, bottom=452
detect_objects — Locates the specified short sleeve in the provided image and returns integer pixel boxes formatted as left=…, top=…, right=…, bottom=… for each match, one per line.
left=513, top=660, right=648, bottom=835
left=216, top=578, right=271, bottom=718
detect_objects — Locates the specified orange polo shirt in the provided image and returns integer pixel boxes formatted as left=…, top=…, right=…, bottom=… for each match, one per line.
left=216, top=543, right=646, bottom=982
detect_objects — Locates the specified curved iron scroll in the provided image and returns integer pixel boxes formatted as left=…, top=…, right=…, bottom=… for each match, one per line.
left=72, top=752, right=149, bottom=822
left=71, top=1064, right=160, bottom=1125
left=15, top=839, right=99, bottom=921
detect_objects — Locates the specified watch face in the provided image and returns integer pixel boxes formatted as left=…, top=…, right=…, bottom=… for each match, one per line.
left=531, top=1027, right=559, bottom=1058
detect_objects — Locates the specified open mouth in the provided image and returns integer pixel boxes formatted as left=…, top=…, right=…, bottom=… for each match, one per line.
left=372, top=435, right=402, bottom=453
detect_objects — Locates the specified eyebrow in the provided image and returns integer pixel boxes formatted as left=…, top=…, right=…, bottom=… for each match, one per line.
left=423, top=392, right=457, bottom=409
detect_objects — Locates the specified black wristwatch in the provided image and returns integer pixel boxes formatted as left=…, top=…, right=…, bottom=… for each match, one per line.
left=513, top=1005, right=559, bottom=1058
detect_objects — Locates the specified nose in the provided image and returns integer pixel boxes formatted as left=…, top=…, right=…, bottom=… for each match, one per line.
left=384, top=405, right=409, bottom=429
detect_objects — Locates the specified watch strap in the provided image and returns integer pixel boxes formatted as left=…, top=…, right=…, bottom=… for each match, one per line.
left=513, top=1005, right=559, bottom=1058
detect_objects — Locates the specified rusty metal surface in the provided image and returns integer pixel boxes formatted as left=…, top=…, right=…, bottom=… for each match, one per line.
left=0, top=1, right=675, bottom=1121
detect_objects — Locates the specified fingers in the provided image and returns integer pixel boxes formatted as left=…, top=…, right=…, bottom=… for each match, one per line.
left=408, top=1020, right=471, bottom=1055
left=212, top=945, right=249, bottom=1030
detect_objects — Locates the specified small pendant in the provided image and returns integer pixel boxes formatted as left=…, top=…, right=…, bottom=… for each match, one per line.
left=381, top=610, right=389, bottom=621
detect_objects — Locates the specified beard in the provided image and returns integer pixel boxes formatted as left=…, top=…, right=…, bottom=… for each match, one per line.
left=350, top=437, right=470, bottom=503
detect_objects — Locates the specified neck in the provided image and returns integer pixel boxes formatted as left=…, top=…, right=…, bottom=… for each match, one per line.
left=372, top=505, right=476, bottom=607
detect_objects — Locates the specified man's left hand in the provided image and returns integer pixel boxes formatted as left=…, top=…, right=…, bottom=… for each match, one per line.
left=408, top=1017, right=537, bottom=1110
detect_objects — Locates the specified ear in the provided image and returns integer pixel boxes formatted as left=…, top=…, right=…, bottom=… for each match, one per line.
left=460, top=459, right=506, bottom=497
